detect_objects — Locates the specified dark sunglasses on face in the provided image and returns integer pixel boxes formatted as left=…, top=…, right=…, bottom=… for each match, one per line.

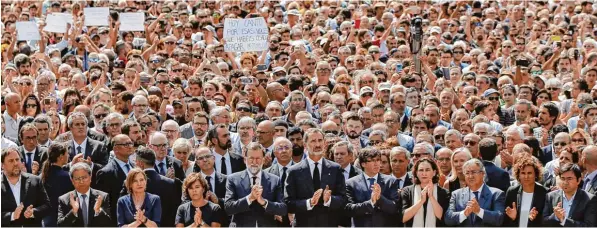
left=94, top=113, right=108, bottom=119
left=236, top=107, right=251, bottom=112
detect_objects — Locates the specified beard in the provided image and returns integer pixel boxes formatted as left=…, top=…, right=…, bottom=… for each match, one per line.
left=194, top=129, right=205, bottom=138
left=248, top=165, right=262, bottom=175
left=218, top=139, right=232, bottom=150
left=269, top=46, right=279, bottom=52
left=292, top=145, right=304, bottom=156
left=7, top=167, right=21, bottom=177
left=346, top=131, right=360, bottom=139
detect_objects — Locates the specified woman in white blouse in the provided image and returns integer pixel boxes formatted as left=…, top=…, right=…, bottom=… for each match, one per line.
left=503, top=155, right=548, bottom=227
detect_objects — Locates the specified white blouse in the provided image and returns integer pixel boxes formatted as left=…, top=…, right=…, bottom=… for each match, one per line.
left=519, top=191, right=533, bottom=227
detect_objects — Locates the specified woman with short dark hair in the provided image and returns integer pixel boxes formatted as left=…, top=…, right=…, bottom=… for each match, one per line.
left=504, top=157, right=547, bottom=227
left=175, top=173, right=226, bottom=227
left=117, top=168, right=161, bottom=227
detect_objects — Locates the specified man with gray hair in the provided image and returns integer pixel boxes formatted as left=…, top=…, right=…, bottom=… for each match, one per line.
left=389, top=146, right=412, bottom=189
left=412, top=142, right=434, bottom=164
left=66, top=112, right=109, bottom=167
left=445, top=129, right=463, bottom=150
left=130, top=95, right=149, bottom=121
left=445, top=158, right=506, bottom=226
left=57, top=162, right=111, bottom=226
left=33, top=114, right=53, bottom=147
left=148, top=131, right=185, bottom=181
left=161, top=120, right=180, bottom=148
left=473, top=122, right=494, bottom=138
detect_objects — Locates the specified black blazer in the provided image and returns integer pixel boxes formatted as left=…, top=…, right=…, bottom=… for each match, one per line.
left=68, top=138, right=109, bottom=167
left=192, top=165, right=228, bottom=203
left=144, top=169, right=182, bottom=227
left=1, top=173, right=51, bottom=227
left=348, top=164, right=362, bottom=179
left=224, top=171, right=287, bottom=227
left=284, top=158, right=347, bottom=227
left=543, top=188, right=597, bottom=227
left=345, top=173, right=400, bottom=227
left=585, top=176, right=597, bottom=195
left=503, top=183, right=547, bottom=227
left=483, top=161, right=511, bottom=192
left=95, top=158, right=130, bottom=226
left=175, top=201, right=226, bottom=226
left=401, top=184, right=450, bottom=227
left=18, top=146, right=48, bottom=174
left=43, top=165, right=74, bottom=227
left=539, top=146, right=552, bottom=166
left=154, top=156, right=186, bottom=181
left=56, top=189, right=111, bottom=227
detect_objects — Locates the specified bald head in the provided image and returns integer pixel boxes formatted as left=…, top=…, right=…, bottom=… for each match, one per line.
left=257, top=120, right=275, bottom=146
left=74, top=105, right=91, bottom=117
left=583, top=145, right=597, bottom=169
left=322, top=120, right=339, bottom=133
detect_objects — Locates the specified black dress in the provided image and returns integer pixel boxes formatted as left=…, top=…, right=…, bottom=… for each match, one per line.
left=448, top=177, right=461, bottom=194
left=401, top=185, right=451, bottom=227
left=42, top=165, right=74, bottom=227
left=175, top=201, right=226, bottom=226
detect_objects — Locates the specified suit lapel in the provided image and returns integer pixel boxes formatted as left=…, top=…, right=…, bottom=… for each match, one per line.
left=241, top=171, right=251, bottom=196
left=20, top=174, right=29, bottom=204
left=568, top=189, right=582, bottom=219
left=588, top=178, right=597, bottom=193
left=320, top=159, right=332, bottom=188
left=516, top=185, right=523, bottom=212
left=302, top=161, right=314, bottom=192
left=480, top=185, right=492, bottom=209
left=88, top=190, right=97, bottom=223
left=1, top=175, right=17, bottom=206
left=85, top=140, right=93, bottom=157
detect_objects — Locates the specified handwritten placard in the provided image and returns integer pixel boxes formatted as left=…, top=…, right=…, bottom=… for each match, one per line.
left=223, top=17, right=268, bottom=52
left=16, top=21, right=40, bottom=40
left=44, top=14, right=68, bottom=33
left=84, top=7, right=110, bottom=26
left=119, top=12, right=145, bottom=31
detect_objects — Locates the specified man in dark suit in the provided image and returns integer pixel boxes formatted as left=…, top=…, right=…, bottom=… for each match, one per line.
left=17, top=123, right=48, bottom=174
left=345, top=148, right=400, bottom=227
left=1, top=147, right=51, bottom=226
left=445, top=159, right=505, bottom=227
left=224, top=142, right=287, bottom=227
left=134, top=146, right=182, bottom=227
left=389, top=147, right=413, bottom=189
left=55, top=127, right=108, bottom=145
left=264, top=137, right=297, bottom=226
left=66, top=112, right=109, bottom=167
left=95, top=134, right=135, bottom=226
left=539, top=145, right=553, bottom=166
left=342, top=114, right=369, bottom=148
left=332, top=141, right=362, bottom=181
left=581, top=145, right=597, bottom=195
left=479, top=138, right=510, bottom=192
left=207, top=124, right=246, bottom=175
left=543, top=163, right=597, bottom=226
left=148, top=131, right=186, bottom=181
left=284, top=128, right=347, bottom=227
left=57, top=163, right=111, bottom=226
left=193, top=146, right=229, bottom=226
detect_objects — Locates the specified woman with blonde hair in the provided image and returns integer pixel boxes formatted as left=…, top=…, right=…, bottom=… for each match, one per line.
left=442, top=148, right=472, bottom=194
left=569, top=128, right=594, bottom=148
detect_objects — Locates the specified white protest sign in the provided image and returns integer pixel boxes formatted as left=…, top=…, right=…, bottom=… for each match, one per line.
left=54, top=13, right=74, bottom=24
left=44, top=14, right=68, bottom=33
left=16, top=21, right=40, bottom=40
left=223, top=17, right=268, bottom=52
left=84, top=7, right=110, bottom=26
left=119, top=12, right=145, bottom=31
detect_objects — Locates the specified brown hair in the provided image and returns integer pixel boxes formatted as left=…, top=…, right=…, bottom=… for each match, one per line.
left=183, top=173, right=208, bottom=199
left=512, top=156, right=543, bottom=182
left=125, top=168, right=147, bottom=194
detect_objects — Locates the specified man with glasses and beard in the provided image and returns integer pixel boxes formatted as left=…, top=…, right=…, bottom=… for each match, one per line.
left=207, top=124, right=246, bottom=175
left=224, top=142, right=287, bottom=227
left=1, top=147, right=51, bottom=226
left=121, top=120, right=145, bottom=150
left=342, top=113, right=368, bottom=149
left=284, top=128, right=347, bottom=227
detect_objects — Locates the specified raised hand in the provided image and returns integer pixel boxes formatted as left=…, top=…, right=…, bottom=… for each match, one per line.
left=505, top=202, right=517, bottom=220
left=468, top=198, right=481, bottom=214
left=420, top=186, right=428, bottom=203
left=554, top=202, right=565, bottom=221
left=70, top=193, right=79, bottom=213
left=311, top=189, right=323, bottom=206
left=529, top=207, right=539, bottom=221
left=323, top=185, right=332, bottom=204
left=206, top=191, right=218, bottom=204
left=94, top=195, right=103, bottom=214
left=31, top=161, right=40, bottom=175
left=24, top=205, right=34, bottom=218
left=193, top=207, right=202, bottom=226
left=13, top=203, right=24, bottom=220
left=463, top=205, right=473, bottom=217
left=249, top=185, right=260, bottom=202
left=166, top=167, right=175, bottom=179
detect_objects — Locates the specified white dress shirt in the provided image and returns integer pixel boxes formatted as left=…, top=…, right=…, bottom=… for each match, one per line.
left=519, top=191, right=533, bottom=227
left=113, top=157, right=132, bottom=175
left=73, top=138, right=88, bottom=156
left=395, top=173, right=407, bottom=189
left=342, top=165, right=351, bottom=180
left=212, top=151, right=232, bottom=175
left=560, top=191, right=577, bottom=226
left=458, top=184, right=486, bottom=223
left=201, top=171, right=216, bottom=192
left=8, top=175, right=22, bottom=221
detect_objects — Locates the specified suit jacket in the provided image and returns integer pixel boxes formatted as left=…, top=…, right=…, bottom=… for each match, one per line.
left=56, top=129, right=108, bottom=145
left=444, top=184, right=505, bottom=227
left=539, top=146, right=553, bottom=166
left=18, top=146, right=48, bottom=174
left=284, top=158, right=347, bottom=227
left=43, top=165, right=74, bottom=227
left=68, top=138, right=109, bottom=167
left=179, top=122, right=194, bottom=139
left=116, top=193, right=162, bottom=227
left=398, top=173, right=413, bottom=189
left=224, top=171, right=287, bottom=227
left=543, top=188, right=597, bottom=227
left=503, top=184, right=547, bottom=227
left=1, top=173, right=51, bottom=227
left=95, top=158, right=130, bottom=226
left=192, top=165, right=228, bottom=204
left=56, top=189, right=111, bottom=227
left=401, top=184, right=450, bottom=227
left=154, top=156, right=186, bottom=181
left=212, top=151, right=247, bottom=175
left=345, top=173, right=400, bottom=227
left=347, top=164, right=362, bottom=179
left=144, top=169, right=182, bottom=227
left=483, top=161, right=511, bottom=192
left=264, top=163, right=294, bottom=226
left=585, top=176, right=597, bottom=195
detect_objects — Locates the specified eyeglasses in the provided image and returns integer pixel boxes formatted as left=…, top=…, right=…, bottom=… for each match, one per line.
left=20, top=82, right=32, bottom=86
left=553, top=142, right=568, bottom=147
left=25, top=104, right=37, bottom=108
left=156, top=80, right=169, bottom=85
left=172, top=69, right=183, bottom=73
left=434, top=135, right=444, bottom=140
left=151, top=143, right=168, bottom=149
left=412, top=153, right=427, bottom=158
left=236, top=107, right=251, bottom=112
left=72, top=175, right=90, bottom=182
left=464, top=140, right=477, bottom=146
left=487, top=96, right=500, bottom=101
left=324, top=130, right=338, bottom=135
left=94, top=113, right=108, bottom=119
left=546, top=87, right=560, bottom=91
left=276, top=145, right=291, bottom=151
left=572, top=138, right=586, bottom=143
left=115, top=142, right=134, bottom=147
left=164, top=41, right=175, bottom=45
left=464, top=170, right=483, bottom=176
left=108, top=122, right=121, bottom=128
left=197, top=154, right=214, bottom=160
left=361, top=93, right=373, bottom=98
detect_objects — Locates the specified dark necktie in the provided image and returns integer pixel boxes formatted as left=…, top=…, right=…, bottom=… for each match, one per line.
left=158, top=162, right=166, bottom=175
left=397, top=179, right=402, bottom=189
left=252, top=176, right=258, bottom=186
left=77, top=146, right=82, bottom=156
left=281, top=167, right=288, bottom=184
left=206, top=176, right=213, bottom=191
left=123, top=164, right=130, bottom=174
left=313, top=162, right=320, bottom=191
left=221, top=157, right=227, bottom=175
left=25, top=152, right=33, bottom=173
left=81, top=194, right=89, bottom=226
left=368, top=178, right=375, bottom=188
left=472, top=191, right=480, bottom=224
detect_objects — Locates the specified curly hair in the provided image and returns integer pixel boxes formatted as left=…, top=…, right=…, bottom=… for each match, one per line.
left=512, top=156, right=544, bottom=182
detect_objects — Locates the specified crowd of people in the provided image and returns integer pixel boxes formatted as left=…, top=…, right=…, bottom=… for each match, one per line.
left=2, top=0, right=597, bottom=227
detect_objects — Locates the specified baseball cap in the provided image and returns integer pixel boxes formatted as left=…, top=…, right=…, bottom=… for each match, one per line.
left=378, top=82, right=391, bottom=91
left=360, top=86, right=374, bottom=96
left=273, top=67, right=286, bottom=73
left=287, top=9, right=301, bottom=16
left=482, top=89, right=500, bottom=98
left=430, top=26, right=442, bottom=35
